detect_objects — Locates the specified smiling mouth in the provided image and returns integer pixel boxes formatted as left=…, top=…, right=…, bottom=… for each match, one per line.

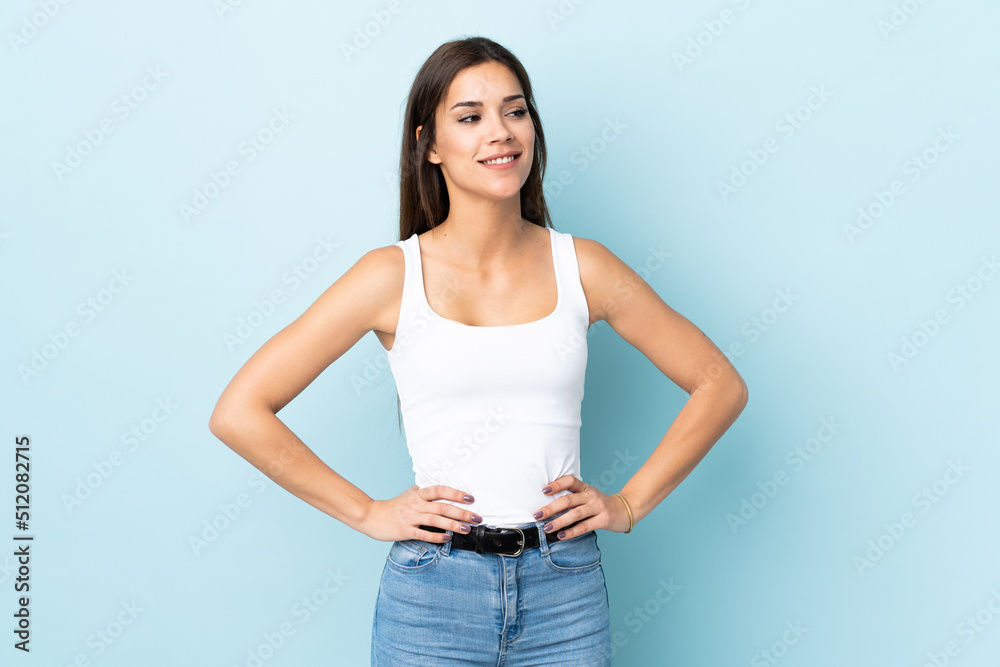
left=479, top=153, right=521, bottom=165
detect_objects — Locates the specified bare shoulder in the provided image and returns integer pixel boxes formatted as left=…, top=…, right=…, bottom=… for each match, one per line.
left=567, top=234, right=641, bottom=325
left=208, top=240, right=407, bottom=420
left=568, top=231, right=745, bottom=396
left=350, top=242, right=405, bottom=335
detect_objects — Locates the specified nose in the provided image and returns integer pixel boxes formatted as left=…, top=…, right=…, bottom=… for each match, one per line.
left=484, top=110, right=514, bottom=144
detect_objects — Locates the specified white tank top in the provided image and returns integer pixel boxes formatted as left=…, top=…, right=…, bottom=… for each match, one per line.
left=386, top=226, right=589, bottom=527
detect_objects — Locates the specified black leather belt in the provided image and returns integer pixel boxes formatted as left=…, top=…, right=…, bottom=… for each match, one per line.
left=419, top=523, right=566, bottom=556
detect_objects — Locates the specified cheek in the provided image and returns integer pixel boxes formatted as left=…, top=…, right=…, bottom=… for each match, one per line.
left=435, top=126, right=467, bottom=153
left=519, top=143, right=535, bottom=170
left=520, top=129, right=536, bottom=157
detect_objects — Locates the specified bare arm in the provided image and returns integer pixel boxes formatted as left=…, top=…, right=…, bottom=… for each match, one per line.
left=534, top=237, right=749, bottom=537
left=583, top=237, right=749, bottom=523
left=208, top=244, right=481, bottom=543
left=208, top=247, right=396, bottom=531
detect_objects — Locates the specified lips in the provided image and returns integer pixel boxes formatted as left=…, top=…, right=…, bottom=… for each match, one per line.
left=478, top=151, right=522, bottom=164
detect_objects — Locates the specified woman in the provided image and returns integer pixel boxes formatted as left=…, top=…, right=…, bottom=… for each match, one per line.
left=209, top=36, right=748, bottom=666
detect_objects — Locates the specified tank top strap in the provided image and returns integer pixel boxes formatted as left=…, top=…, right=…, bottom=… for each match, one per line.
left=395, top=234, right=417, bottom=297
left=393, top=234, right=423, bottom=341
left=550, top=228, right=589, bottom=327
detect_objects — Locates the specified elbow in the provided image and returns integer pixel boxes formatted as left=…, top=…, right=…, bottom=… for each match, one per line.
left=692, top=363, right=748, bottom=411
left=733, top=375, right=749, bottom=413
left=696, top=368, right=748, bottom=415
left=208, top=406, right=229, bottom=441
left=724, top=370, right=749, bottom=417
left=209, top=398, right=274, bottom=442
left=209, top=399, right=242, bottom=442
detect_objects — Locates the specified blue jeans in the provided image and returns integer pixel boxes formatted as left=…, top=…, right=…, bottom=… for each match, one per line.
left=371, top=519, right=612, bottom=665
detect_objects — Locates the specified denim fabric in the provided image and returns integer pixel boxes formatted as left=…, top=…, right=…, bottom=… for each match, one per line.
left=371, top=519, right=612, bottom=666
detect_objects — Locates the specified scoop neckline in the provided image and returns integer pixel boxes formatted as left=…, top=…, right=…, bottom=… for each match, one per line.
left=412, top=226, right=561, bottom=329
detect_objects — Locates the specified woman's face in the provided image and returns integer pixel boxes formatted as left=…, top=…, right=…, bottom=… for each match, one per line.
left=418, top=61, right=535, bottom=204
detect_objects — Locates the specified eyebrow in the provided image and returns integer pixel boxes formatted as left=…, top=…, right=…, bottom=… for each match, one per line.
left=449, top=94, right=525, bottom=111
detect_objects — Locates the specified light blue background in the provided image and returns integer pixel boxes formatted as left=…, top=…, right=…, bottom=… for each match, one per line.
left=3, top=1, right=999, bottom=665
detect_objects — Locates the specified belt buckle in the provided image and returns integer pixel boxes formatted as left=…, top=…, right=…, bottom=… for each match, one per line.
left=496, top=527, right=525, bottom=557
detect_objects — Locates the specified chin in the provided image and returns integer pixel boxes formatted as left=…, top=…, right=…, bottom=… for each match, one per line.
left=483, top=186, right=524, bottom=202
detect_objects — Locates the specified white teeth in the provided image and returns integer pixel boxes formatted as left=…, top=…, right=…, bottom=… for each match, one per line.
left=482, top=155, right=516, bottom=165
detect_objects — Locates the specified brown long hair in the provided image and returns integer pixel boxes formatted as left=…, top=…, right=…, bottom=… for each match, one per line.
left=392, top=36, right=554, bottom=431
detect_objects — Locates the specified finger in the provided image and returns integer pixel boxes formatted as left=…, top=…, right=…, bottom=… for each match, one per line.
left=535, top=475, right=590, bottom=519
left=420, top=485, right=476, bottom=504
left=420, top=514, right=472, bottom=535
left=412, top=524, right=454, bottom=543
left=541, top=504, right=583, bottom=536
left=413, top=505, right=482, bottom=542
left=551, top=515, right=594, bottom=541
left=534, top=489, right=582, bottom=523
left=429, top=501, right=483, bottom=530
left=541, top=474, right=582, bottom=496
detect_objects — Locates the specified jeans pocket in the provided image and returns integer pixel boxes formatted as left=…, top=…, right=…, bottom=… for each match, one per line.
left=543, top=530, right=602, bottom=573
left=386, top=539, right=442, bottom=574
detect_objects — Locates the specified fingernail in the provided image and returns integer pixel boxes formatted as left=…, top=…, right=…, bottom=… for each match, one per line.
left=459, top=524, right=471, bottom=533
left=542, top=486, right=552, bottom=494
left=557, top=532, right=566, bottom=539
left=471, top=514, right=482, bottom=523
left=533, top=511, right=543, bottom=520
left=463, top=494, right=474, bottom=502
left=442, top=534, right=451, bottom=541
left=543, top=523, right=553, bottom=532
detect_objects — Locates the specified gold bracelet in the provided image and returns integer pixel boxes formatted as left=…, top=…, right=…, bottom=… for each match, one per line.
left=615, top=492, right=634, bottom=533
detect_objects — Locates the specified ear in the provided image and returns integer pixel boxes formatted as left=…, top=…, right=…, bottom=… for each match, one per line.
left=416, top=124, right=440, bottom=164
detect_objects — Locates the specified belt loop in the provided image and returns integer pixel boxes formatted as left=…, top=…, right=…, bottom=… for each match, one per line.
left=536, top=521, right=551, bottom=556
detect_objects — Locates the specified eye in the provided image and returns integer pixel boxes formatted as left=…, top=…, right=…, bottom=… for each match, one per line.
left=458, top=108, right=529, bottom=123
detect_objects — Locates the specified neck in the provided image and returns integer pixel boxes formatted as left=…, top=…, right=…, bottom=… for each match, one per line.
left=430, top=203, right=530, bottom=267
